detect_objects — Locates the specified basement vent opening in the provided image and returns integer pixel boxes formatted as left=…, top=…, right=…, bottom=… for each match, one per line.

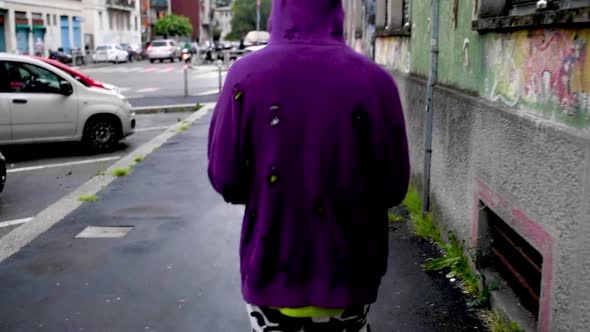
left=482, top=206, right=542, bottom=318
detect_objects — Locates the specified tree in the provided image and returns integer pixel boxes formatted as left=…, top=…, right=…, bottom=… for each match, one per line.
left=153, top=14, right=193, bottom=38
left=226, top=0, right=271, bottom=41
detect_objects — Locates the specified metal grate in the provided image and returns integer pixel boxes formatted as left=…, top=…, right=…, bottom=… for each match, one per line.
left=402, top=0, right=411, bottom=26
left=486, top=207, right=542, bottom=318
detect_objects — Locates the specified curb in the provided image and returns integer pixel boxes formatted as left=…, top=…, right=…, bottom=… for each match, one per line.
left=0, top=103, right=215, bottom=264
left=133, top=104, right=200, bottom=114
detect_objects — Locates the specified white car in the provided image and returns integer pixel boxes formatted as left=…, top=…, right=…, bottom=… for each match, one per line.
left=0, top=53, right=135, bottom=151
left=92, top=44, right=129, bottom=64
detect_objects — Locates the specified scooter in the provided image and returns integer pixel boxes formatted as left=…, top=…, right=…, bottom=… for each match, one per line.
left=182, top=48, right=192, bottom=65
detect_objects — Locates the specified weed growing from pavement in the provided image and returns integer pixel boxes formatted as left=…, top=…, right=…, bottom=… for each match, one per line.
left=79, top=195, right=100, bottom=203
left=194, top=103, right=204, bottom=111
left=178, top=121, right=190, bottom=132
left=134, top=156, right=144, bottom=163
left=404, top=189, right=441, bottom=242
left=388, top=212, right=405, bottom=223
left=96, top=170, right=106, bottom=176
left=488, top=311, right=525, bottom=332
left=403, top=186, right=479, bottom=295
left=112, top=168, right=131, bottom=177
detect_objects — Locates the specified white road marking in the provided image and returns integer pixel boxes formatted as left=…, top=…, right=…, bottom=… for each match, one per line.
left=136, top=88, right=159, bottom=93
left=118, top=87, right=131, bottom=93
left=0, top=218, right=34, bottom=228
left=196, top=89, right=220, bottom=96
left=8, top=157, right=120, bottom=173
left=135, top=126, right=172, bottom=133
left=0, top=218, right=34, bottom=229
left=76, top=226, right=133, bottom=239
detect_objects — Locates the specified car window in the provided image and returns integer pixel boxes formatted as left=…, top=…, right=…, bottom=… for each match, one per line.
left=151, top=41, right=167, bottom=47
left=4, top=62, right=62, bottom=94
left=0, top=62, right=10, bottom=93
left=96, top=46, right=107, bottom=51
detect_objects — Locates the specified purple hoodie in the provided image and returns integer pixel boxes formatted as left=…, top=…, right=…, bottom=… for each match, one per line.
left=208, top=0, right=410, bottom=308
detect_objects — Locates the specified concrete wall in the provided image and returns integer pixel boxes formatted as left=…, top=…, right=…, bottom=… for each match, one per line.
left=347, top=0, right=590, bottom=330
left=395, top=71, right=590, bottom=332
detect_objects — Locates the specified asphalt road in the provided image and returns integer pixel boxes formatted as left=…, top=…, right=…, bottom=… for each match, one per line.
left=79, top=61, right=226, bottom=99
left=0, top=112, right=195, bottom=239
left=0, top=112, right=486, bottom=331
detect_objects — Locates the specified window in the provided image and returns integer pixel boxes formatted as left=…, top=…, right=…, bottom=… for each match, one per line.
left=99, top=11, right=103, bottom=30
left=3, top=62, right=62, bottom=94
left=127, top=15, right=131, bottom=30
left=53, top=15, right=57, bottom=26
left=109, top=12, right=113, bottom=29
left=376, top=0, right=411, bottom=35
left=46, top=14, right=51, bottom=26
left=475, top=0, right=590, bottom=30
left=134, top=16, right=138, bottom=31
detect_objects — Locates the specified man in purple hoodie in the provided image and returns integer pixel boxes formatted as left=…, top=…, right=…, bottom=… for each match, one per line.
left=208, top=0, right=409, bottom=330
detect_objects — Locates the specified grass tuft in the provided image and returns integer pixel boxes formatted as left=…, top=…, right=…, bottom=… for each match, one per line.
left=79, top=195, right=100, bottom=203
left=112, top=168, right=130, bottom=177
left=194, top=103, right=204, bottom=111
left=178, top=121, right=190, bottom=132
left=388, top=212, right=405, bottom=223
left=402, top=186, right=480, bottom=296
left=489, top=311, right=525, bottom=332
left=134, top=156, right=144, bottom=163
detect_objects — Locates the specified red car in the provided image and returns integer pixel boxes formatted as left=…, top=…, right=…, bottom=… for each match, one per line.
left=30, top=56, right=119, bottom=93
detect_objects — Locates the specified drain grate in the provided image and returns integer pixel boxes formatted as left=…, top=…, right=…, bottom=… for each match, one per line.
left=75, top=226, right=133, bottom=239
left=485, top=207, right=542, bottom=317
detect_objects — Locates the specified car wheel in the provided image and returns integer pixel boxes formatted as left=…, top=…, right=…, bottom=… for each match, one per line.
left=150, top=59, right=155, bottom=63
left=83, top=117, right=121, bottom=151
left=159, top=59, right=164, bottom=63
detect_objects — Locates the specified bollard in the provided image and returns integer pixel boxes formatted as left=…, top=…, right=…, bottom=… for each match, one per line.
left=218, top=61, right=223, bottom=92
left=184, top=65, right=189, bottom=97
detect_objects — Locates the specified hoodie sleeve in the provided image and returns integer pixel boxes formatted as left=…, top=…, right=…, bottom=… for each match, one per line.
left=374, top=71, right=410, bottom=208
left=208, top=74, right=250, bottom=205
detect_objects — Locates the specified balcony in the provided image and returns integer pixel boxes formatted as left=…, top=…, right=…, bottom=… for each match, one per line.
left=106, top=0, right=136, bottom=11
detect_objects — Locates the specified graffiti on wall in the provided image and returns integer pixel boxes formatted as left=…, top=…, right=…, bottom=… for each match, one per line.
left=375, top=36, right=411, bottom=74
left=484, top=30, right=590, bottom=129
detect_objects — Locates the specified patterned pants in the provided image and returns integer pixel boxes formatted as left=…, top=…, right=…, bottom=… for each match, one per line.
left=247, top=304, right=371, bottom=332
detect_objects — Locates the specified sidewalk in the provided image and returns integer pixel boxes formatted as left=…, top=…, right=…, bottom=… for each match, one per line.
left=0, top=111, right=486, bottom=332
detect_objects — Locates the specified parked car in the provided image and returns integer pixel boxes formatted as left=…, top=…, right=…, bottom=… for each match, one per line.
left=48, top=50, right=72, bottom=64
left=31, top=56, right=120, bottom=93
left=92, top=44, right=128, bottom=64
left=0, top=152, right=5, bottom=193
left=0, top=54, right=135, bottom=151
left=147, top=40, right=182, bottom=63
left=120, top=43, right=147, bottom=61
left=243, top=30, right=270, bottom=47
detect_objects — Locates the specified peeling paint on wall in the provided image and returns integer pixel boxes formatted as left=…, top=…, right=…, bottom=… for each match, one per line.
left=483, top=30, right=590, bottom=129
left=375, top=36, right=411, bottom=74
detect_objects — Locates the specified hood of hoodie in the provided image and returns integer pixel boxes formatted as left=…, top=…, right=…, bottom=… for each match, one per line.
left=269, top=0, right=345, bottom=45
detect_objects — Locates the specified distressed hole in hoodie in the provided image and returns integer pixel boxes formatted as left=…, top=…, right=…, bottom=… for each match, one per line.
left=283, top=26, right=298, bottom=40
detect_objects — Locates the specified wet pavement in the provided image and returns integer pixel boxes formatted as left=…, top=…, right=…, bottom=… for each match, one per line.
left=0, top=112, right=487, bottom=331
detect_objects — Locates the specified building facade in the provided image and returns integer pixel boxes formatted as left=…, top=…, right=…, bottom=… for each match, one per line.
left=140, top=0, right=170, bottom=42
left=83, top=0, right=141, bottom=51
left=213, top=5, right=231, bottom=41
left=171, top=0, right=200, bottom=41
left=0, top=0, right=85, bottom=55
left=345, top=1, right=590, bottom=331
